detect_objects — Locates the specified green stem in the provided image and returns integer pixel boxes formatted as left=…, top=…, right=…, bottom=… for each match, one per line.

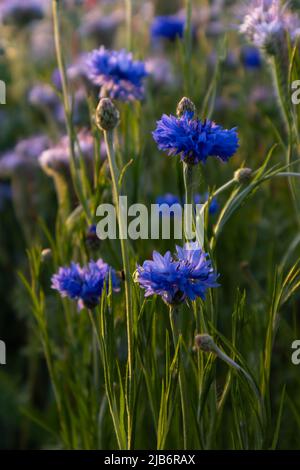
left=183, top=162, right=195, bottom=242
left=87, top=309, right=126, bottom=450
left=52, top=0, right=91, bottom=221
left=104, top=130, right=133, bottom=448
left=125, top=0, right=133, bottom=51
left=168, top=306, right=188, bottom=449
left=183, top=0, right=193, bottom=96
left=104, top=131, right=133, bottom=377
left=52, top=0, right=71, bottom=118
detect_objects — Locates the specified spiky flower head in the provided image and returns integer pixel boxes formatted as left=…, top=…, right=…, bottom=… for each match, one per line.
left=240, top=0, right=300, bottom=54
left=153, top=111, right=239, bottom=165
left=134, top=242, right=219, bottom=306
left=95, top=98, right=120, bottom=131
left=39, top=130, right=95, bottom=176
left=86, top=47, right=148, bottom=102
left=52, top=259, right=120, bottom=310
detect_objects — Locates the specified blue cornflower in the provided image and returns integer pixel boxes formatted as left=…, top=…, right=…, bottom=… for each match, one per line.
left=156, top=194, right=181, bottom=207
left=0, top=0, right=45, bottom=27
left=85, top=47, right=148, bottom=101
left=134, top=242, right=219, bottom=305
left=52, top=259, right=120, bottom=310
left=241, top=45, right=262, bottom=69
left=52, top=262, right=82, bottom=299
left=152, top=112, right=239, bottom=165
left=151, top=15, right=185, bottom=41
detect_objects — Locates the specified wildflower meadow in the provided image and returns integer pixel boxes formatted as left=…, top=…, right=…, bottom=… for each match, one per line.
left=1, top=0, right=300, bottom=456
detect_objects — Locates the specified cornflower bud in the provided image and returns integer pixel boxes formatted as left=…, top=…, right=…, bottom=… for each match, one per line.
left=176, top=97, right=196, bottom=118
left=234, top=167, right=253, bottom=184
left=96, top=98, right=120, bottom=131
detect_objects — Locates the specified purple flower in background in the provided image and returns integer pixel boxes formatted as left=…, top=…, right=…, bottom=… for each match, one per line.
left=79, top=9, right=123, bottom=46
left=0, top=135, right=50, bottom=177
left=28, top=83, right=67, bottom=124
left=156, top=193, right=181, bottom=207
left=54, top=52, right=97, bottom=87
left=85, top=224, right=101, bottom=250
left=0, top=0, right=46, bottom=27
left=52, top=259, right=120, bottom=309
left=135, top=242, right=219, bottom=305
left=52, top=262, right=82, bottom=300
left=15, top=136, right=50, bottom=159
left=30, top=21, right=55, bottom=62
left=85, top=47, right=148, bottom=101
left=153, top=111, right=239, bottom=165
left=146, top=57, right=176, bottom=88
left=28, top=84, right=60, bottom=110
left=0, top=183, right=11, bottom=210
left=151, top=15, right=185, bottom=41
left=67, top=54, right=91, bottom=86
left=156, top=193, right=182, bottom=217
left=51, top=69, right=62, bottom=91
left=39, top=130, right=95, bottom=174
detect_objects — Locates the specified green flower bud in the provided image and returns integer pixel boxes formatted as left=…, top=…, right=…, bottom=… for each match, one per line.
left=195, top=334, right=216, bottom=352
left=176, top=97, right=196, bottom=118
left=96, top=98, right=120, bottom=131
left=234, top=167, right=252, bottom=184
left=41, top=248, right=52, bottom=262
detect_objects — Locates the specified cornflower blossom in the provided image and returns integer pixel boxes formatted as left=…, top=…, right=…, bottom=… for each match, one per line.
left=85, top=47, right=148, bottom=101
left=151, top=15, right=185, bottom=41
left=240, top=45, right=262, bottom=69
left=153, top=111, right=239, bottom=165
left=52, top=259, right=120, bottom=310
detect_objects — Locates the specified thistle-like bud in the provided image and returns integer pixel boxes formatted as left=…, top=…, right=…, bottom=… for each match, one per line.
left=96, top=98, right=120, bottom=131
left=234, top=167, right=252, bottom=184
left=176, top=97, right=196, bottom=118
left=195, top=334, right=216, bottom=353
